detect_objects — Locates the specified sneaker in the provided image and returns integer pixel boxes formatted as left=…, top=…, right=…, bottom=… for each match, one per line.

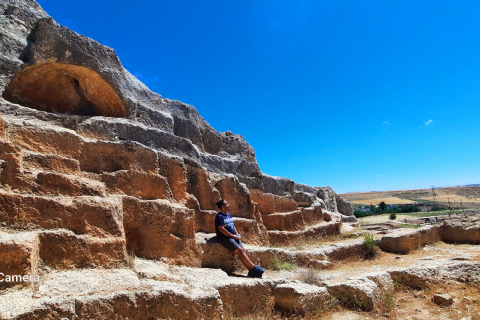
left=253, top=266, right=264, bottom=277
left=247, top=268, right=260, bottom=278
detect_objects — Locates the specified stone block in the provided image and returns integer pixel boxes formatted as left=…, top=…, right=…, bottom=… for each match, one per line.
left=433, top=294, right=453, bottom=306
left=0, top=230, right=39, bottom=289
left=0, top=191, right=124, bottom=237
left=274, top=282, right=330, bottom=314
left=327, top=278, right=378, bottom=310
left=273, top=195, right=298, bottom=213
left=250, top=189, right=274, bottom=214
left=378, top=225, right=442, bottom=254
left=215, top=278, right=273, bottom=315
left=6, top=119, right=83, bottom=158
left=261, top=210, right=305, bottom=231
left=213, top=175, right=256, bottom=219
left=197, top=233, right=237, bottom=273
left=232, top=217, right=270, bottom=246
left=37, top=172, right=106, bottom=196
left=442, top=216, right=480, bottom=244
left=185, top=163, right=221, bottom=211
left=122, top=197, right=199, bottom=266
left=39, top=230, right=126, bottom=269
left=102, top=170, right=172, bottom=200
left=22, top=150, right=80, bottom=175
left=79, top=140, right=158, bottom=174
left=195, top=210, right=217, bottom=233
left=158, top=153, right=188, bottom=202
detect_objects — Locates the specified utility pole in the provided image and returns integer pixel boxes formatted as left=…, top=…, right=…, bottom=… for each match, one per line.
left=447, top=198, right=452, bottom=217
left=431, top=185, right=437, bottom=204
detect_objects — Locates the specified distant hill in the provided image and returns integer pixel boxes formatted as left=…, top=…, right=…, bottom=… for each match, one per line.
left=341, top=185, right=480, bottom=209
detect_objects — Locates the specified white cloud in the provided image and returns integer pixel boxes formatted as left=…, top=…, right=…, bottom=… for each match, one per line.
left=383, top=120, right=389, bottom=125
left=377, top=175, right=381, bottom=177
left=424, top=119, right=433, bottom=125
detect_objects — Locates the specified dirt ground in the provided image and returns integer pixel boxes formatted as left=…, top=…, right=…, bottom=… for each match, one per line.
left=232, top=241, right=480, bottom=320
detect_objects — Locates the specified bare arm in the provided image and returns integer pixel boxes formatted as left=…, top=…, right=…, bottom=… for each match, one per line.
left=218, top=226, right=239, bottom=240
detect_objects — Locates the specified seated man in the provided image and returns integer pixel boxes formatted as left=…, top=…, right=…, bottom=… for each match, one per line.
left=215, top=199, right=264, bottom=278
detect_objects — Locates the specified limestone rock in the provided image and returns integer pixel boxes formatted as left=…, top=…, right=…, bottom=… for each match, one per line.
left=378, top=225, right=442, bottom=254
left=274, top=282, right=330, bottom=314
left=38, top=229, right=126, bottom=269
left=122, top=197, right=199, bottom=266
left=0, top=230, right=38, bottom=289
left=433, top=293, right=453, bottom=306
left=336, top=196, right=354, bottom=216
left=0, top=0, right=355, bottom=289
left=327, top=277, right=378, bottom=310
left=442, top=216, right=480, bottom=244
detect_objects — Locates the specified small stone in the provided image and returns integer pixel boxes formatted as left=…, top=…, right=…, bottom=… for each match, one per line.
left=433, top=294, right=453, bottom=306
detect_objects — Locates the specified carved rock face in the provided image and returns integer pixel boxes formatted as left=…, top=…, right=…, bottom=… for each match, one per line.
left=3, top=62, right=126, bottom=117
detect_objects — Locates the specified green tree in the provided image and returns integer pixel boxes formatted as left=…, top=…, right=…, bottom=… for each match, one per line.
left=379, top=201, right=387, bottom=211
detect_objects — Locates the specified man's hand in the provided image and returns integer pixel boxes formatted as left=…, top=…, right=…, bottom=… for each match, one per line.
left=232, top=234, right=241, bottom=241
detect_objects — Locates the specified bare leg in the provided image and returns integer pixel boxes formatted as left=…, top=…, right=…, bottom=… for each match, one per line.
left=234, top=247, right=255, bottom=270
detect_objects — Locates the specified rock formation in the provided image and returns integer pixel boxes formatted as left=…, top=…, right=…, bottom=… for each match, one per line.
left=7, top=1, right=479, bottom=319
left=0, top=0, right=356, bottom=276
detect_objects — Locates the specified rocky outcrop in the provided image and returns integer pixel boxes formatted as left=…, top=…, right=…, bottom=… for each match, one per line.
left=0, top=2, right=360, bottom=317
left=378, top=225, right=442, bottom=254
left=442, top=216, right=480, bottom=244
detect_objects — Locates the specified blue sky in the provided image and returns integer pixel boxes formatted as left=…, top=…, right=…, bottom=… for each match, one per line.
left=37, top=0, right=480, bottom=193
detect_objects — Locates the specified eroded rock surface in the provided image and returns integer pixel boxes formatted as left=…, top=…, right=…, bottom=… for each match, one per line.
left=5, top=0, right=480, bottom=319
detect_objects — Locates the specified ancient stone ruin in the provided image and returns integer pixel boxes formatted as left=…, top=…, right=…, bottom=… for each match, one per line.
left=0, top=1, right=479, bottom=319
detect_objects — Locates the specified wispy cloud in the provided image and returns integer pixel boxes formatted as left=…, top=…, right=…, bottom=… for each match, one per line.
left=377, top=175, right=381, bottom=177
left=424, top=119, right=433, bottom=125
left=383, top=120, right=389, bottom=125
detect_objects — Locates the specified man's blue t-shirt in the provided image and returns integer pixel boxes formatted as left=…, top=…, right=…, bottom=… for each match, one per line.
left=215, top=211, right=237, bottom=240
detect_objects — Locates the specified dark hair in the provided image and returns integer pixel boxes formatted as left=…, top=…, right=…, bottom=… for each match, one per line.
left=216, top=199, right=226, bottom=209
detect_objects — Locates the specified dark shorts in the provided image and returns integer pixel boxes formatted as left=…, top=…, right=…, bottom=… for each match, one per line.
left=217, top=237, right=244, bottom=252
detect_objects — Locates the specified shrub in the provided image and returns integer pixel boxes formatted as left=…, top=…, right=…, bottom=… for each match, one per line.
left=363, top=231, right=377, bottom=259
left=389, top=212, right=396, bottom=220
left=270, top=257, right=297, bottom=271
left=431, top=206, right=446, bottom=212
left=298, top=269, right=319, bottom=285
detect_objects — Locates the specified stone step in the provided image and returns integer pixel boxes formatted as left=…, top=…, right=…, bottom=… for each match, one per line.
left=3, top=116, right=83, bottom=159
left=261, top=210, right=306, bottom=231
left=21, top=150, right=80, bottom=175
left=274, top=282, right=330, bottom=314
left=267, top=221, right=342, bottom=245
left=195, top=211, right=269, bottom=245
left=39, top=229, right=126, bottom=269
left=102, top=169, right=173, bottom=200
left=0, top=230, right=39, bottom=290
left=300, top=206, right=325, bottom=225
left=0, top=191, right=124, bottom=237
left=249, top=189, right=298, bottom=214
left=197, top=233, right=366, bottom=273
left=0, top=260, right=306, bottom=319
left=0, top=228, right=127, bottom=280
left=36, top=171, right=107, bottom=197
left=378, top=225, right=442, bottom=254
left=442, top=216, right=480, bottom=244
left=122, top=197, right=198, bottom=266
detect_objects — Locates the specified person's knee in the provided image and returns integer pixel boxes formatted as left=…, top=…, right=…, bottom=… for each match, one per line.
left=235, top=247, right=246, bottom=256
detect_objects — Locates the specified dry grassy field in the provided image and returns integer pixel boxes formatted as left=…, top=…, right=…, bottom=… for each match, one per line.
left=341, top=185, right=480, bottom=209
